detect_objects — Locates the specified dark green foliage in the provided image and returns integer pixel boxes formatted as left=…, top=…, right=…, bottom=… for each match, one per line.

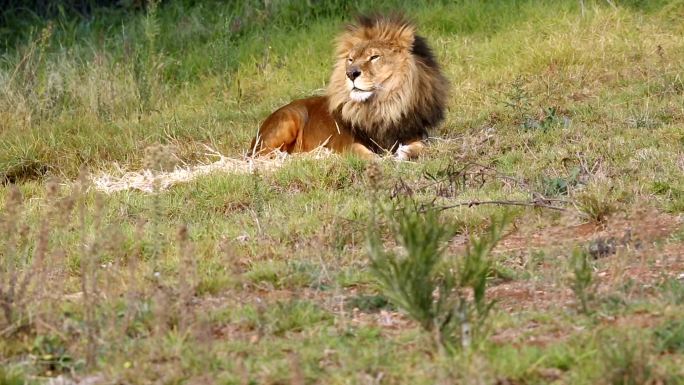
left=540, top=168, right=580, bottom=197
left=345, top=295, right=394, bottom=313
left=31, top=334, right=80, bottom=375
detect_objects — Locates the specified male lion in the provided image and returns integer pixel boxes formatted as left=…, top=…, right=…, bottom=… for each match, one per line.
left=249, top=15, right=448, bottom=160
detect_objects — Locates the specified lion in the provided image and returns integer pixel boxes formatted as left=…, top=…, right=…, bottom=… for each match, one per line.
left=249, top=15, right=448, bottom=160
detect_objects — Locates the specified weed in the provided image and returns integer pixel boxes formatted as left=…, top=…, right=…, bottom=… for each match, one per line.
left=121, top=298, right=155, bottom=338
left=457, top=214, right=508, bottom=323
left=422, top=161, right=468, bottom=197
left=651, top=181, right=684, bottom=213
left=654, top=319, right=684, bottom=354
left=0, top=183, right=61, bottom=332
left=244, top=260, right=285, bottom=288
left=345, top=295, right=394, bottom=313
left=31, top=334, right=79, bottom=376
left=574, top=189, right=616, bottom=223
left=0, top=368, right=25, bottom=385
left=627, top=107, right=659, bottom=129
left=569, top=248, right=595, bottom=315
left=133, top=0, right=166, bottom=114
left=0, top=187, right=24, bottom=327
left=522, top=107, right=570, bottom=132
left=599, top=333, right=656, bottom=385
left=501, top=77, right=532, bottom=123
left=540, top=168, right=580, bottom=197
left=76, top=174, right=104, bottom=370
left=176, top=223, right=197, bottom=331
left=195, top=264, right=233, bottom=296
left=367, top=198, right=454, bottom=333
left=500, top=78, right=570, bottom=132
left=658, top=278, right=684, bottom=305
left=0, top=158, right=48, bottom=184
left=266, top=300, right=331, bottom=336
left=367, top=197, right=507, bottom=351
left=599, top=294, right=629, bottom=315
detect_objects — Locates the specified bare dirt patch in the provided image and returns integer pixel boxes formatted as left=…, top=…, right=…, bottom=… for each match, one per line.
left=498, top=210, right=681, bottom=253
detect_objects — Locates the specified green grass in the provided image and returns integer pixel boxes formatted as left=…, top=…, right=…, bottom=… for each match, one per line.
left=1, top=0, right=684, bottom=383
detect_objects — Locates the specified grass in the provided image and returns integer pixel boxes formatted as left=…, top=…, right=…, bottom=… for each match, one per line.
left=1, top=0, right=684, bottom=383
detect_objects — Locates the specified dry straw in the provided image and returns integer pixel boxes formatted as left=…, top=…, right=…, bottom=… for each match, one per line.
left=92, top=145, right=334, bottom=194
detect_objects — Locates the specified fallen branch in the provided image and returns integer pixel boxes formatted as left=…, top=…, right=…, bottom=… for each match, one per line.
left=433, top=198, right=569, bottom=212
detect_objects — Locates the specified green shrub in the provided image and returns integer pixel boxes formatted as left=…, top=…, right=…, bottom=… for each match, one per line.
left=569, top=248, right=595, bottom=314
left=367, top=197, right=507, bottom=352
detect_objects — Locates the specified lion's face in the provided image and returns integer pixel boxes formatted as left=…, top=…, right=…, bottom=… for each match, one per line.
left=343, top=43, right=409, bottom=102
left=330, top=18, right=416, bottom=106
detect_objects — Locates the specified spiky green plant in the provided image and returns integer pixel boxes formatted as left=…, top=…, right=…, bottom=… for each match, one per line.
left=570, top=248, right=595, bottom=314
left=455, top=214, right=508, bottom=346
left=367, top=199, right=452, bottom=331
left=368, top=197, right=507, bottom=351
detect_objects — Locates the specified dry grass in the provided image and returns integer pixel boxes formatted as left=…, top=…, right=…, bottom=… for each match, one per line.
left=91, top=147, right=321, bottom=194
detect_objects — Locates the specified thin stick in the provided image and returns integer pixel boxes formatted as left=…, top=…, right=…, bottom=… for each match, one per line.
left=433, top=199, right=568, bottom=212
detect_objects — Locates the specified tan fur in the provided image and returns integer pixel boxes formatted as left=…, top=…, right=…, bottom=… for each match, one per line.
left=249, top=15, right=448, bottom=160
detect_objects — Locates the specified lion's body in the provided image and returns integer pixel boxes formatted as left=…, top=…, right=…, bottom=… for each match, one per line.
left=249, top=96, right=370, bottom=157
left=250, top=15, right=447, bottom=160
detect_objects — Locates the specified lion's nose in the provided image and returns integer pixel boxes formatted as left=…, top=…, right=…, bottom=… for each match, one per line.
left=346, top=67, right=361, bottom=81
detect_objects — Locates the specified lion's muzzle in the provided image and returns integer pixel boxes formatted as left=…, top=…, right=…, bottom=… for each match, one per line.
left=346, top=66, right=361, bottom=81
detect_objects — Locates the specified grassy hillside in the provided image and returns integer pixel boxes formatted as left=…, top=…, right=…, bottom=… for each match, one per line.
left=1, top=0, right=684, bottom=384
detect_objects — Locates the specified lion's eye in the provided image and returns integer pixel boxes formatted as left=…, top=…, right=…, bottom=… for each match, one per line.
left=370, top=55, right=380, bottom=62
left=347, top=58, right=353, bottom=63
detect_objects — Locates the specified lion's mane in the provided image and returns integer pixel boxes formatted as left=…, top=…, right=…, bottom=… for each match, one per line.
left=327, top=15, right=448, bottom=152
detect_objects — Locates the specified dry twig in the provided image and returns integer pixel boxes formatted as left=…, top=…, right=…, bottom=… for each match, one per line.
left=433, top=198, right=569, bottom=212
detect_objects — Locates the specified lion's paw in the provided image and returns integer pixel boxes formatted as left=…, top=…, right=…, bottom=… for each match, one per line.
left=394, top=144, right=410, bottom=161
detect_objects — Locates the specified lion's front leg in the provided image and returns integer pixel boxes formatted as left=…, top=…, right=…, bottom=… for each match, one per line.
left=349, top=142, right=377, bottom=160
left=394, top=140, right=425, bottom=161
